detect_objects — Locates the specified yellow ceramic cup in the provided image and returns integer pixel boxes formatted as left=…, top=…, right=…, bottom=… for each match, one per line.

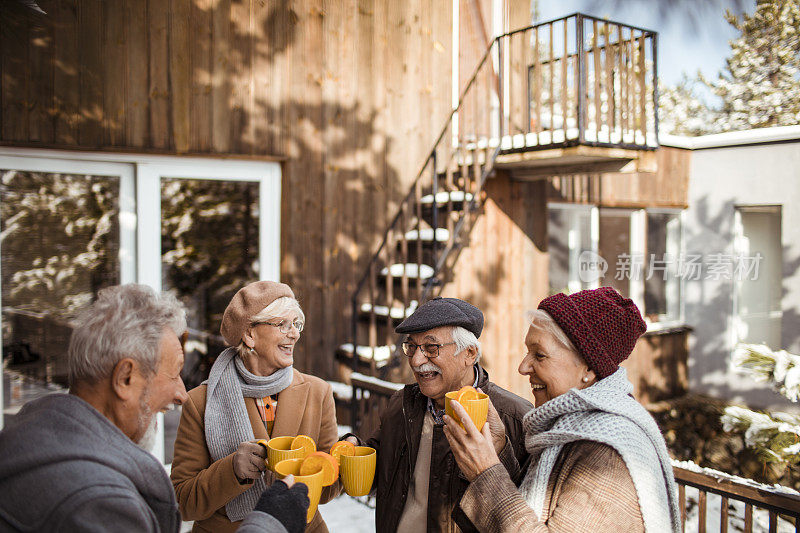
left=339, top=446, right=376, bottom=497
left=274, top=458, right=324, bottom=523
left=265, top=436, right=305, bottom=472
left=445, top=391, right=489, bottom=431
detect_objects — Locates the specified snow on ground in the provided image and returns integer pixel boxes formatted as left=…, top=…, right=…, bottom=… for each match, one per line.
left=318, top=495, right=376, bottom=532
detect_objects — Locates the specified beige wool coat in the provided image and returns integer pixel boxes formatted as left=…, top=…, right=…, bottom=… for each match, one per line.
left=459, top=440, right=645, bottom=533
left=171, top=369, right=339, bottom=533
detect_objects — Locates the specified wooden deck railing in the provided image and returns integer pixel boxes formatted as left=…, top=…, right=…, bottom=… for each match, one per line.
left=498, top=13, right=658, bottom=151
left=351, top=379, right=800, bottom=531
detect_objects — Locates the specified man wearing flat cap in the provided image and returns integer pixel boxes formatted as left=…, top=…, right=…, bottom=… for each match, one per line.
left=345, top=297, right=532, bottom=532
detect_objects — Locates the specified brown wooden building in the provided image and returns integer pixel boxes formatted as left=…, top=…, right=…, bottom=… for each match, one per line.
left=0, top=0, right=690, bottom=425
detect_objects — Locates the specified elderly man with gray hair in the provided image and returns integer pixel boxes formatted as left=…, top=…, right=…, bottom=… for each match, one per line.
left=343, top=297, right=533, bottom=532
left=0, top=284, right=308, bottom=533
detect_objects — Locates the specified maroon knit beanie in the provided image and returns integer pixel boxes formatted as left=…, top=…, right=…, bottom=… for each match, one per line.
left=537, top=287, right=646, bottom=378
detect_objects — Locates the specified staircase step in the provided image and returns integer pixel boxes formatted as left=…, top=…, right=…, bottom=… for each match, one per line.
left=419, top=191, right=474, bottom=206
left=360, top=300, right=419, bottom=320
left=403, top=228, right=450, bottom=243
left=380, top=263, right=434, bottom=280
left=337, top=343, right=395, bottom=366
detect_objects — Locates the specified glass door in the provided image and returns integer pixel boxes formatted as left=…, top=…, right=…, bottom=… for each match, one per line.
left=0, top=156, right=135, bottom=429
left=136, top=161, right=281, bottom=463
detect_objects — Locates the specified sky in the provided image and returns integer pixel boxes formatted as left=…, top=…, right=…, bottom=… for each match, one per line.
left=536, top=0, right=749, bottom=87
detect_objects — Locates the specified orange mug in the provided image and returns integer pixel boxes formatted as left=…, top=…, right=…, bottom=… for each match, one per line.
left=445, top=390, right=489, bottom=431
left=339, top=446, right=376, bottom=497
left=263, top=436, right=305, bottom=472
left=274, top=458, right=325, bottom=523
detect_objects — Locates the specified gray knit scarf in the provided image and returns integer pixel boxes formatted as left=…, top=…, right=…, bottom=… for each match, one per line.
left=203, top=347, right=294, bottom=522
left=519, top=367, right=681, bottom=533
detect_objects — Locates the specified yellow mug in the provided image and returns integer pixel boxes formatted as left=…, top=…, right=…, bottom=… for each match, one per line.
left=339, top=446, right=376, bottom=497
left=263, top=436, right=305, bottom=472
left=444, top=391, right=489, bottom=431
left=274, top=458, right=324, bottom=523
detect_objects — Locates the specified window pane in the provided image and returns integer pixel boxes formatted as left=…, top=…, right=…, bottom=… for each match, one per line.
left=548, top=206, right=594, bottom=294
left=160, top=178, right=260, bottom=462
left=2, top=170, right=120, bottom=416
left=645, top=212, right=681, bottom=321
left=736, top=206, right=781, bottom=346
left=598, top=210, right=632, bottom=298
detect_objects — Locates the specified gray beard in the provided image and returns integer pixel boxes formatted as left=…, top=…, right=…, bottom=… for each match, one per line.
left=136, top=414, right=158, bottom=452
left=135, top=386, right=158, bottom=452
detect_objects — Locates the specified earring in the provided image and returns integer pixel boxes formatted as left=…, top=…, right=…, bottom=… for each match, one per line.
left=581, top=376, right=589, bottom=383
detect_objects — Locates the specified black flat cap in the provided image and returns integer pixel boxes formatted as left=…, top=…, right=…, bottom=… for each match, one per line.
left=395, top=297, right=484, bottom=338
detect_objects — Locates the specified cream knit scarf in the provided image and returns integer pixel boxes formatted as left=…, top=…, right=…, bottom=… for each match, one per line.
left=519, top=368, right=681, bottom=532
left=203, top=347, right=293, bottom=522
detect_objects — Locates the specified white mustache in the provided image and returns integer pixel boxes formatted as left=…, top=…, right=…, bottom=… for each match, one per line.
left=413, top=362, right=442, bottom=373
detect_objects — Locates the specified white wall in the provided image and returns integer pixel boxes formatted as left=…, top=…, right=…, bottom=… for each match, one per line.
left=680, top=135, right=800, bottom=410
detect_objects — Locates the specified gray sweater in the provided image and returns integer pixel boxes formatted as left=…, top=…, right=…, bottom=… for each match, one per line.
left=0, top=394, right=288, bottom=533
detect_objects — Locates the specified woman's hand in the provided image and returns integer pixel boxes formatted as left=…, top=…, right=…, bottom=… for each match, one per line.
left=443, top=399, right=501, bottom=481
left=479, top=389, right=507, bottom=454
left=233, top=440, right=268, bottom=483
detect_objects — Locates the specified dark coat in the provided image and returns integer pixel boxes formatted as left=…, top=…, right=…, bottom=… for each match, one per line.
left=365, top=364, right=533, bottom=533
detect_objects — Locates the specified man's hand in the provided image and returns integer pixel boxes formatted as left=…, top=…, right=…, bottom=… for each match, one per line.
left=443, top=400, right=501, bottom=481
left=233, top=440, right=268, bottom=483
left=479, top=390, right=507, bottom=454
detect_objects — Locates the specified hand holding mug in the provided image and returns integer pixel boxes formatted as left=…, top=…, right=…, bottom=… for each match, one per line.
left=233, top=440, right=268, bottom=483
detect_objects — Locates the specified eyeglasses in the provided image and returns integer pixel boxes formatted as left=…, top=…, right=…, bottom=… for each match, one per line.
left=401, top=341, right=456, bottom=359
left=255, top=319, right=304, bottom=334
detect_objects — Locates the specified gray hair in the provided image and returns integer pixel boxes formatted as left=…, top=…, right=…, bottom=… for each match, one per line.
left=235, top=296, right=305, bottom=357
left=526, top=309, right=581, bottom=358
left=451, top=326, right=482, bottom=362
left=68, top=284, right=187, bottom=387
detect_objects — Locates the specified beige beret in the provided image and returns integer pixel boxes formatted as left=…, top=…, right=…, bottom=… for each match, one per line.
left=220, top=281, right=295, bottom=346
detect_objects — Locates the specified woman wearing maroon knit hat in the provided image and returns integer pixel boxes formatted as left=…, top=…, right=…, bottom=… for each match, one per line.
left=444, top=287, right=680, bottom=533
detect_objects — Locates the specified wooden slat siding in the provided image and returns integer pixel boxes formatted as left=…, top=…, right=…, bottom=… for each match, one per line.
left=104, top=1, right=126, bottom=146
left=591, top=20, right=600, bottom=138
left=78, top=0, right=103, bottom=146
left=548, top=22, right=554, bottom=137
left=533, top=25, right=540, bottom=134
left=169, top=0, right=191, bottom=152
left=148, top=0, right=170, bottom=149
left=638, top=33, right=646, bottom=138
left=720, top=496, right=729, bottom=533
left=53, top=0, right=79, bottom=144
left=227, top=0, right=249, bottom=154
left=28, top=6, right=54, bottom=143
left=126, top=0, right=148, bottom=147
left=560, top=20, right=567, bottom=136
left=305, top=0, right=326, bottom=376
left=699, top=489, right=707, bottom=533
left=415, top=179, right=423, bottom=299
left=190, top=0, right=212, bottom=152
left=210, top=0, right=230, bottom=153
left=4, top=6, right=33, bottom=142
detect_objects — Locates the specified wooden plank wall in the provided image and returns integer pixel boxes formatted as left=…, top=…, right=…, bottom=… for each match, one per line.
left=547, top=146, right=692, bottom=208
left=439, top=171, right=549, bottom=400
left=0, top=0, right=459, bottom=379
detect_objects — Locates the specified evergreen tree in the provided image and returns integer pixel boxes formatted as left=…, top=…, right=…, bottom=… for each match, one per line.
left=722, top=344, right=800, bottom=470
left=660, top=0, right=800, bottom=134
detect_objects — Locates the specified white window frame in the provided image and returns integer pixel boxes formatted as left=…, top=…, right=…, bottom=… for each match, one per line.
left=643, top=208, right=684, bottom=327
left=549, top=202, right=685, bottom=329
left=0, top=148, right=281, bottom=466
left=548, top=203, right=599, bottom=293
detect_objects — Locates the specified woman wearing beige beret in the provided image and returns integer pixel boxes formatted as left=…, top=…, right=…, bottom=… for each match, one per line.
left=171, top=281, right=339, bottom=532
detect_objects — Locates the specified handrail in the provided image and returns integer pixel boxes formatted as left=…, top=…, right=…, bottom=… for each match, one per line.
left=348, top=13, right=660, bottom=431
